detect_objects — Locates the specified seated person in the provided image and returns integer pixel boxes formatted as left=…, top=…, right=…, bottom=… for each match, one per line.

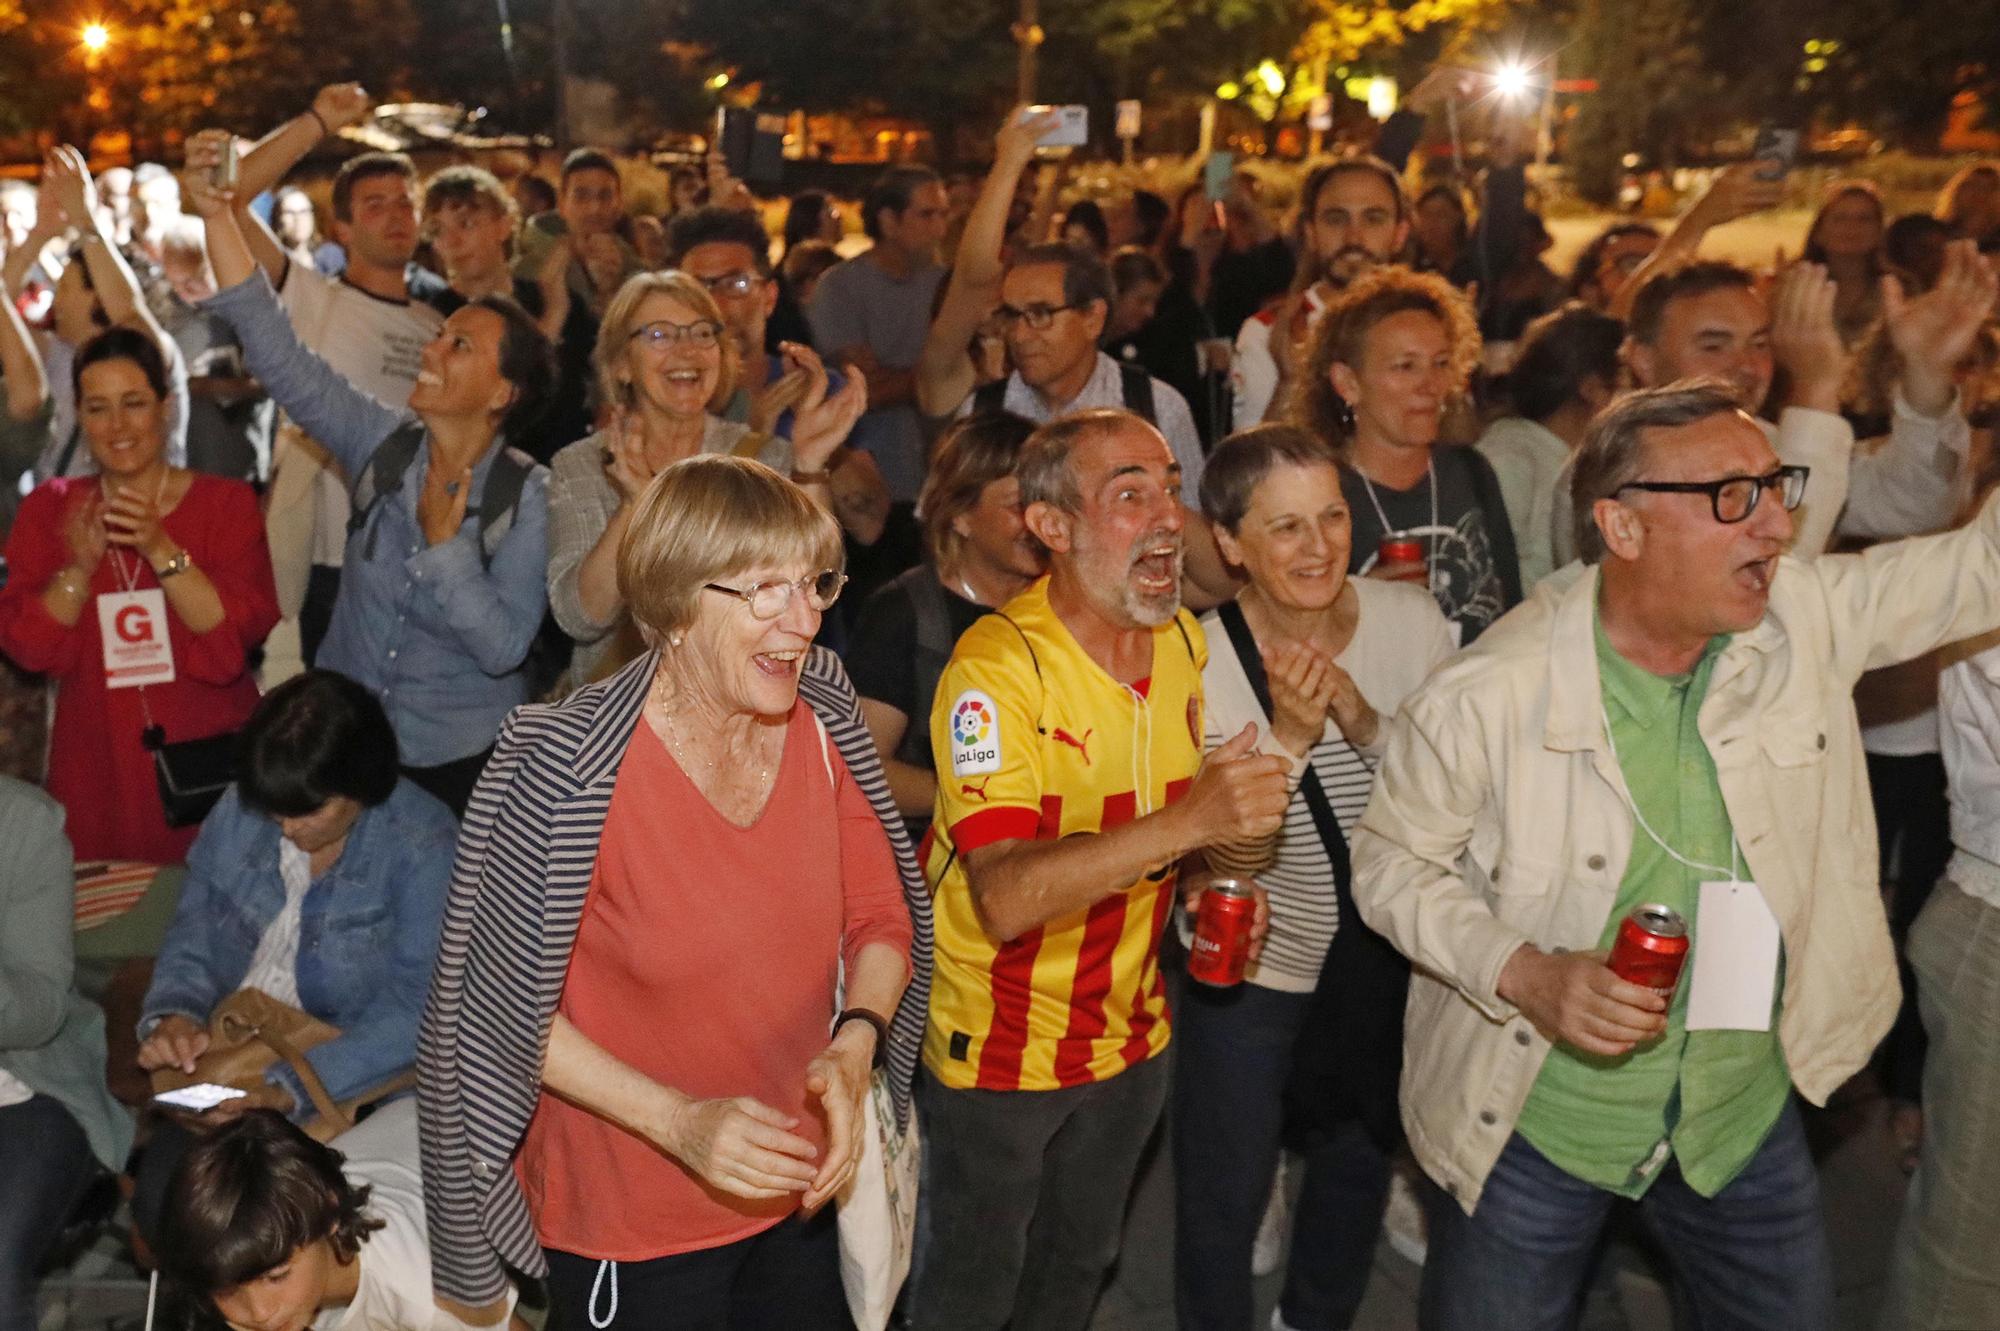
left=0, top=775, right=132, bottom=1331
left=131, top=670, right=456, bottom=1241
left=152, top=1099, right=513, bottom=1331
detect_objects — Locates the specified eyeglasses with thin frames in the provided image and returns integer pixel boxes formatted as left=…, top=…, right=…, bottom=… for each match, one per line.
left=702, top=569, right=848, bottom=620
left=1614, top=465, right=1810, bottom=524
left=629, top=319, right=723, bottom=350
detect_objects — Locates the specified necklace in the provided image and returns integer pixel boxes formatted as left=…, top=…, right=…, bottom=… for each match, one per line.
left=648, top=677, right=775, bottom=787
left=1354, top=456, right=1438, bottom=590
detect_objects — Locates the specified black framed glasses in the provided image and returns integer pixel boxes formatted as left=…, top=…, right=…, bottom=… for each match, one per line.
left=994, top=302, right=1080, bottom=331
left=630, top=319, right=723, bottom=350
left=1615, top=465, right=1810, bottom=524
left=703, top=569, right=848, bottom=620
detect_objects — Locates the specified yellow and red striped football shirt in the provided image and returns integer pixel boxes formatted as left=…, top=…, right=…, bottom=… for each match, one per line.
left=924, top=576, right=1206, bottom=1091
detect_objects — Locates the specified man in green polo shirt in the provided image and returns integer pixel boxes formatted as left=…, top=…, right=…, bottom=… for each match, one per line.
left=1351, top=269, right=2000, bottom=1329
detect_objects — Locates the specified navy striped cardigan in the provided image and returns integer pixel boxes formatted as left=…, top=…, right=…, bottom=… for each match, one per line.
left=416, top=645, right=934, bottom=1304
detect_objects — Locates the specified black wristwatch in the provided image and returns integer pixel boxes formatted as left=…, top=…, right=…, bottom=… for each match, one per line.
left=834, top=1007, right=890, bottom=1069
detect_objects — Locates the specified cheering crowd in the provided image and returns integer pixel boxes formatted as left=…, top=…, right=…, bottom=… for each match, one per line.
left=3, top=75, right=2000, bottom=1331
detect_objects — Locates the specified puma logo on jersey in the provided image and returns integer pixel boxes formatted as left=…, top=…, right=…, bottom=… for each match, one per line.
left=960, top=775, right=995, bottom=802
left=1052, top=727, right=1094, bottom=764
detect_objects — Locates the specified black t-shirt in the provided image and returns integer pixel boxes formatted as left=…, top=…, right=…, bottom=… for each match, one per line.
left=845, top=569, right=988, bottom=768
left=1207, top=237, right=1295, bottom=345
left=1111, top=271, right=1220, bottom=446
left=1339, top=448, right=1517, bottom=644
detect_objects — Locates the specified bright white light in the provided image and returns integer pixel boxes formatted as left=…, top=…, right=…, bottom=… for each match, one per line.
left=1492, top=62, right=1532, bottom=100
left=80, top=22, right=111, bottom=53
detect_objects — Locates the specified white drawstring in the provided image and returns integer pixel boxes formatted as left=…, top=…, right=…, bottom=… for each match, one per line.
left=144, top=1270, right=158, bottom=1331
left=589, top=1258, right=619, bottom=1328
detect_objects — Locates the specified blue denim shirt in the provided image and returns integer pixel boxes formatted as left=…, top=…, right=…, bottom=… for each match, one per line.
left=140, top=780, right=456, bottom=1116
left=204, top=272, right=551, bottom=766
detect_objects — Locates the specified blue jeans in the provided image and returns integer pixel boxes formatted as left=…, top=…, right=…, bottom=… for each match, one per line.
left=0, top=1094, right=97, bottom=1331
left=1173, top=980, right=1391, bottom=1330
left=1420, top=1101, right=1833, bottom=1331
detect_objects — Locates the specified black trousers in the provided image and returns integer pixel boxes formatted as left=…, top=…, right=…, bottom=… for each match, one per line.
left=402, top=747, right=495, bottom=820
left=1868, top=750, right=1951, bottom=1105
left=543, top=1211, right=848, bottom=1331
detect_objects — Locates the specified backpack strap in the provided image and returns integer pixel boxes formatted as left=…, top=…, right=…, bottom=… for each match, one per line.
left=351, top=424, right=534, bottom=571
left=1117, top=363, right=1158, bottom=426
left=992, top=610, right=1046, bottom=735
left=347, top=420, right=426, bottom=561
left=972, top=378, right=1009, bottom=417
left=474, top=446, right=535, bottom=568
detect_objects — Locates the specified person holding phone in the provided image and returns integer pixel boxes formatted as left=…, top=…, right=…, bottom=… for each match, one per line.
left=129, top=670, right=455, bottom=1243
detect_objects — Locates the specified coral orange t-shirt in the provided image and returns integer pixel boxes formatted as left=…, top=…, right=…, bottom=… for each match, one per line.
left=517, top=701, right=910, bottom=1258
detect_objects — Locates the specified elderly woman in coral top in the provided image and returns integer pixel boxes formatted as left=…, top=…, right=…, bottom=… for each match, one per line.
left=420, top=454, right=924, bottom=1331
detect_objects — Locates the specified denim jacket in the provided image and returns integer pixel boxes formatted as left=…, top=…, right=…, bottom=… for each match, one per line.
left=204, top=271, right=551, bottom=767
left=141, top=780, right=456, bottom=1117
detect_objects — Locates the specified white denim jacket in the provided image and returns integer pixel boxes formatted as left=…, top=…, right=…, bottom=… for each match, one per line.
left=1352, top=496, right=2000, bottom=1213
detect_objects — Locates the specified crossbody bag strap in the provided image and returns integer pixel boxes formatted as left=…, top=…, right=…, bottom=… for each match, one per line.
left=1213, top=601, right=1351, bottom=889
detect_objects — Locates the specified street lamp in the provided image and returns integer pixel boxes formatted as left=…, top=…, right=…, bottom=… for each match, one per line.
left=80, top=22, right=111, bottom=54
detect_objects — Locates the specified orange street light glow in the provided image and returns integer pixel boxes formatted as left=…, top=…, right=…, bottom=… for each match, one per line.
left=81, top=22, right=112, bottom=53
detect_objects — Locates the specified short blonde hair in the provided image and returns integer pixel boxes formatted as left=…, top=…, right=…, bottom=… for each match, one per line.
left=618, top=455, right=842, bottom=644
left=594, top=270, right=738, bottom=416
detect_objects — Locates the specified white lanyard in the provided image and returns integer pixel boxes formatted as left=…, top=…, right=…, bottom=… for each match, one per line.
left=1599, top=700, right=1742, bottom=881
left=1356, top=457, right=1439, bottom=582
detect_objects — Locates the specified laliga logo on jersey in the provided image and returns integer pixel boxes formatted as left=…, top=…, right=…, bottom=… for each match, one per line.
left=950, top=690, right=1002, bottom=776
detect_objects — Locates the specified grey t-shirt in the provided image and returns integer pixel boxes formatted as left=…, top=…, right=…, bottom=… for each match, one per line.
left=806, top=252, right=944, bottom=504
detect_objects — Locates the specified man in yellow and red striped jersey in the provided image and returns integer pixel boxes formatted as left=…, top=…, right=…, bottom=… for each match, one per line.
left=910, top=408, right=1289, bottom=1329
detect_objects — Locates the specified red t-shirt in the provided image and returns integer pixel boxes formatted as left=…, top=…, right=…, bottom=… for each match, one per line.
left=518, top=701, right=911, bottom=1258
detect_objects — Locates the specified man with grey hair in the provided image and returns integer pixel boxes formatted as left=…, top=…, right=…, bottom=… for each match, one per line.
left=967, top=243, right=1206, bottom=504
left=1351, top=379, right=2000, bottom=1329
left=913, top=406, right=1288, bottom=1329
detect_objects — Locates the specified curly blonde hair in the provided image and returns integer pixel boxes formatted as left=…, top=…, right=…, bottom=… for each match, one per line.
left=1294, top=266, right=1481, bottom=448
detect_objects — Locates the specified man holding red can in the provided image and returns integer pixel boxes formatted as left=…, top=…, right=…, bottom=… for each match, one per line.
left=910, top=408, right=1286, bottom=1330
left=1352, top=359, right=2000, bottom=1322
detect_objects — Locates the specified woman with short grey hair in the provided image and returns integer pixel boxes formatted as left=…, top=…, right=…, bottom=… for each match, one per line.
left=420, top=455, right=929, bottom=1331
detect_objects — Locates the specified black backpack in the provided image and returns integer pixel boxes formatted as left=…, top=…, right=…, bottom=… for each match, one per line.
left=347, top=421, right=535, bottom=568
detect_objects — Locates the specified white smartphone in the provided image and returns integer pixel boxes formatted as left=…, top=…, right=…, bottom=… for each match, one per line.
left=1025, top=104, right=1089, bottom=149
left=153, top=1082, right=248, bottom=1112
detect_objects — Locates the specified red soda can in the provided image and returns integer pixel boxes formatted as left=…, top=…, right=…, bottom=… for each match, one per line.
left=1378, top=535, right=1426, bottom=573
left=1189, top=878, right=1256, bottom=987
left=1607, top=903, right=1690, bottom=999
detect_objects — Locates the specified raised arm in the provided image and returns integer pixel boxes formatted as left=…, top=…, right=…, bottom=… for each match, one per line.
left=916, top=108, right=1056, bottom=418
left=0, top=266, right=48, bottom=424
left=41, top=146, right=171, bottom=365
left=1610, top=162, right=1787, bottom=322
left=231, top=85, right=374, bottom=281
left=184, top=136, right=404, bottom=473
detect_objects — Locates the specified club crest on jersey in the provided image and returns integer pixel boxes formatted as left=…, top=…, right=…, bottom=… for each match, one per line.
left=950, top=690, right=1002, bottom=776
